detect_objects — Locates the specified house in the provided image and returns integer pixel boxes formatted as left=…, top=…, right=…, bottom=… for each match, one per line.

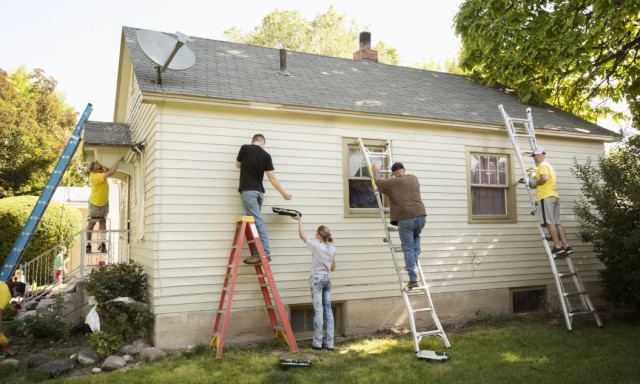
left=82, top=26, right=614, bottom=349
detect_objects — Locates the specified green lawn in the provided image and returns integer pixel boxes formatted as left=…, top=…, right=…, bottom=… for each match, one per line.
left=3, top=315, right=639, bottom=383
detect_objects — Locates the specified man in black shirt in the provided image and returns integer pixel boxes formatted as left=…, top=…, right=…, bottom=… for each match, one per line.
left=236, top=134, right=292, bottom=264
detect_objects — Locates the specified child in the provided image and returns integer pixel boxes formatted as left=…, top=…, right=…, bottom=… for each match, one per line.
left=292, top=214, right=336, bottom=351
left=54, top=245, right=67, bottom=282
left=0, top=281, right=11, bottom=347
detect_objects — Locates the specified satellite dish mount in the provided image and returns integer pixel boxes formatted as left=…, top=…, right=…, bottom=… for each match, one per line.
left=136, top=29, right=196, bottom=85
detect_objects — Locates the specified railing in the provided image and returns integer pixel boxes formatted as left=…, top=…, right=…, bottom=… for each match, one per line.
left=15, top=228, right=129, bottom=302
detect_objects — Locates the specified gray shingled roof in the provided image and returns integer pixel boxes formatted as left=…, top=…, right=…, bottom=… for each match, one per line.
left=84, top=121, right=132, bottom=146
left=123, top=26, right=612, bottom=137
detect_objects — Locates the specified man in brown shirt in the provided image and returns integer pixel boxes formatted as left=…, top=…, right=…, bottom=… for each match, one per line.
left=372, top=162, right=427, bottom=289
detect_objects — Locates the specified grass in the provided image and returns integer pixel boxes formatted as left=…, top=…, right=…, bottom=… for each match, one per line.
left=2, top=315, right=639, bottom=383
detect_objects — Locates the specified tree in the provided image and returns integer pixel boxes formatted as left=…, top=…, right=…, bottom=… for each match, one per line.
left=0, top=67, right=84, bottom=198
left=224, top=6, right=400, bottom=65
left=572, top=131, right=640, bottom=312
left=455, top=0, right=640, bottom=129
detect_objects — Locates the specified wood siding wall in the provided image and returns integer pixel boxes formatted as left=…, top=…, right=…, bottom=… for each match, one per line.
left=125, top=98, right=605, bottom=317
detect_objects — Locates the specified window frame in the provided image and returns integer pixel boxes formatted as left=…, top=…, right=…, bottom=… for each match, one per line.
left=465, top=147, right=517, bottom=224
left=342, top=137, right=389, bottom=217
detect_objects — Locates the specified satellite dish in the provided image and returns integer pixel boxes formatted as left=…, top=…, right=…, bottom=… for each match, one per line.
left=136, top=29, right=196, bottom=84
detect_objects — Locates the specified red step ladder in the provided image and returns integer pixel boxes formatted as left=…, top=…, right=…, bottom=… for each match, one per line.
left=210, top=216, right=298, bottom=358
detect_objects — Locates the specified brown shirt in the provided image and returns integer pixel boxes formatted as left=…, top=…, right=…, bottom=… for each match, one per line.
left=376, top=174, right=426, bottom=224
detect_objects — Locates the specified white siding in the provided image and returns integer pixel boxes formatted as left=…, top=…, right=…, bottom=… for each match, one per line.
left=123, top=98, right=606, bottom=317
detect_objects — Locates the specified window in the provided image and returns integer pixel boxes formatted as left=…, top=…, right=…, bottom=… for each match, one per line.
left=510, top=287, right=546, bottom=313
left=343, top=138, right=389, bottom=216
left=467, top=149, right=516, bottom=223
left=290, top=302, right=344, bottom=340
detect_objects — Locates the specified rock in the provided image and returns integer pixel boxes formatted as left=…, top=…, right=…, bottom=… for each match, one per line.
left=101, top=355, right=126, bottom=371
left=19, top=354, right=54, bottom=369
left=0, top=359, right=19, bottom=367
left=92, top=367, right=102, bottom=374
left=70, top=353, right=77, bottom=361
left=78, top=349, right=100, bottom=365
left=123, top=354, right=133, bottom=362
left=120, top=344, right=140, bottom=355
left=36, top=359, right=75, bottom=377
left=132, top=339, right=151, bottom=349
left=139, top=347, right=166, bottom=362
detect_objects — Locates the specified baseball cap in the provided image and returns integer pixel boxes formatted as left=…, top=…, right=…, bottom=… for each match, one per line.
left=391, top=162, right=405, bottom=172
left=531, top=147, right=546, bottom=157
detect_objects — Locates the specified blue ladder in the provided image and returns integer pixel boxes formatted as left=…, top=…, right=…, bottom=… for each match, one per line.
left=1, top=103, right=93, bottom=282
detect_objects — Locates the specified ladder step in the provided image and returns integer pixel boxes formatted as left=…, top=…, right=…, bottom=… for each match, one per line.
left=564, top=291, right=587, bottom=297
left=557, top=272, right=577, bottom=278
left=514, top=133, right=534, bottom=138
left=387, top=225, right=398, bottom=231
left=569, top=310, right=595, bottom=317
left=411, top=307, right=434, bottom=314
left=416, top=330, right=444, bottom=338
left=266, top=304, right=276, bottom=310
left=393, top=247, right=402, bottom=252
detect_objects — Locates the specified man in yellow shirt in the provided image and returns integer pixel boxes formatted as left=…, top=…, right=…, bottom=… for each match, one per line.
left=532, top=148, right=572, bottom=256
left=87, top=156, right=124, bottom=253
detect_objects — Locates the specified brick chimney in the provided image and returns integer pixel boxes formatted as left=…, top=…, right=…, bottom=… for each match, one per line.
left=353, top=31, right=378, bottom=62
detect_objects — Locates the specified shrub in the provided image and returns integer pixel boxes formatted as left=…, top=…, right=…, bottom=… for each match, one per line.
left=85, top=260, right=154, bottom=343
left=89, top=331, right=126, bottom=357
left=0, top=196, right=82, bottom=267
left=17, top=296, right=67, bottom=340
left=572, top=132, right=640, bottom=313
left=1, top=301, right=21, bottom=321
left=85, top=261, right=147, bottom=303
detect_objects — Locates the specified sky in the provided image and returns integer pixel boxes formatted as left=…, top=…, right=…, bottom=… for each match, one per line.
left=0, top=0, right=464, bottom=122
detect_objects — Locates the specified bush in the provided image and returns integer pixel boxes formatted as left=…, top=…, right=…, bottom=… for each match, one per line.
left=85, top=260, right=154, bottom=343
left=1, top=301, right=21, bottom=321
left=17, top=296, right=67, bottom=340
left=0, top=196, right=82, bottom=267
left=572, top=132, right=640, bottom=313
left=85, top=261, right=148, bottom=303
left=89, top=331, right=126, bottom=357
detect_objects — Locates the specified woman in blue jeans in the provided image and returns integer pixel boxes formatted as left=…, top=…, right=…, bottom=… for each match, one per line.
left=292, top=214, right=337, bottom=351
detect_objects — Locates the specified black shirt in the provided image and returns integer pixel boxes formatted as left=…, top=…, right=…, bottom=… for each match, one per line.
left=236, top=144, right=274, bottom=193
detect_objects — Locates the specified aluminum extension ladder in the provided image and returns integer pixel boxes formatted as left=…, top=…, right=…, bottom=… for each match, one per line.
left=1, top=104, right=93, bottom=282
left=210, top=216, right=298, bottom=358
left=358, top=138, right=451, bottom=361
left=498, top=105, right=603, bottom=331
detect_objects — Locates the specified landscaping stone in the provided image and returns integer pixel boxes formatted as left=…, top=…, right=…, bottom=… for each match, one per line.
left=123, top=354, right=133, bottom=362
left=101, top=355, right=126, bottom=371
left=120, top=344, right=140, bottom=355
left=36, top=359, right=75, bottom=377
left=92, top=367, right=102, bottom=374
left=0, top=358, right=19, bottom=367
left=77, top=349, right=100, bottom=365
left=132, top=339, right=151, bottom=349
left=19, top=353, right=54, bottom=369
left=139, top=347, right=166, bottom=362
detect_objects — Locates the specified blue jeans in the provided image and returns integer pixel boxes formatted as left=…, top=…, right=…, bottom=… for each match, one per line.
left=241, top=190, right=270, bottom=256
left=310, top=276, right=334, bottom=349
left=397, top=215, right=426, bottom=282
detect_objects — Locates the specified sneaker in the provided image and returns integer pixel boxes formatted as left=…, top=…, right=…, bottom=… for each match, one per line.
left=323, top=346, right=335, bottom=351
left=551, top=247, right=566, bottom=256
left=99, top=243, right=107, bottom=253
left=407, top=281, right=419, bottom=289
left=564, top=246, right=573, bottom=254
left=85, top=245, right=92, bottom=254
left=243, top=256, right=261, bottom=264
left=311, top=345, right=322, bottom=351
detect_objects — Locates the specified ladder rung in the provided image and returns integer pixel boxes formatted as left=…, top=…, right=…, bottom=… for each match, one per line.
left=382, top=208, right=390, bottom=213
left=416, top=330, right=443, bottom=338
left=557, top=272, right=577, bottom=278
left=564, top=291, right=587, bottom=297
left=393, top=247, right=402, bottom=252
left=411, top=307, right=434, bottom=314
left=266, top=304, right=276, bottom=310
left=387, top=225, right=398, bottom=231
left=569, top=310, right=595, bottom=317
left=508, top=118, right=530, bottom=123
left=514, top=134, right=534, bottom=138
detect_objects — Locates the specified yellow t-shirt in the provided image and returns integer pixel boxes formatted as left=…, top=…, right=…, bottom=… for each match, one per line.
left=0, top=282, right=10, bottom=310
left=89, top=172, right=109, bottom=206
left=536, top=160, right=559, bottom=200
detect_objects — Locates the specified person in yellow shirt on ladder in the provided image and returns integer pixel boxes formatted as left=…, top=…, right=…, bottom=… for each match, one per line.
left=531, top=148, right=573, bottom=256
left=87, top=156, right=125, bottom=253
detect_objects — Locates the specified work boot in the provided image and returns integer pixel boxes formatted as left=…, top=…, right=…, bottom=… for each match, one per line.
left=99, top=243, right=107, bottom=253
left=0, top=332, right=9, bottom=347
left=243, top=256, right=261, bottom=264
